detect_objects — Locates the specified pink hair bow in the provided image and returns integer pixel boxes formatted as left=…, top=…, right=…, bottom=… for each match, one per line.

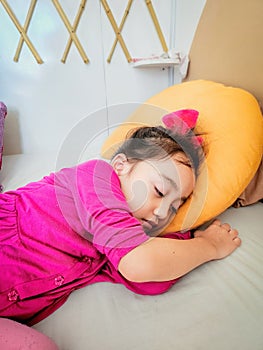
left=162, top=109, right=203, bottom=146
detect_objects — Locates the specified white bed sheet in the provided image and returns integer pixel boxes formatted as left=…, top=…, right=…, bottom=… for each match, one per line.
left=1, top=154, right=263, bottom=350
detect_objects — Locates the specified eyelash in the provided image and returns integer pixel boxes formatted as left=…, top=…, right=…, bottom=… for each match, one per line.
left=171, top=199, right=187, bottom=214
left=170, top=206, right=177, bottom=214
left=155, top=187, right=181, bottom=214
left=155, top=186, right=164, bottom=197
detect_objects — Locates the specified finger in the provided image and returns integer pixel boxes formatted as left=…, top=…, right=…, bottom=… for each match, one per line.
left=211, top=219, right=221, bottom=226
left=229, top=227, right=239, bottom=238
left=232, top=236, right=242, bottom=247
left=220, top=223, right=231, bottom=232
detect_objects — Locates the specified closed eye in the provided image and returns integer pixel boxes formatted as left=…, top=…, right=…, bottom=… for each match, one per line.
left=170, top=206, right=177, bottom=214
left=155, top=186, right=164, bottom=197
left=170, top=198, right=188, bottom=214
left=180, top=197, right=188, bottom=205
left=171, top=198, right=187, bottom=214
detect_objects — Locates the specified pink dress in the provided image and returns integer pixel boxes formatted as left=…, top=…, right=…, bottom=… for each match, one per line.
left=0, top=159, right=191, bottom=325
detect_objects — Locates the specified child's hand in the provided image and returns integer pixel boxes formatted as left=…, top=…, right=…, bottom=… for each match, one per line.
left=193, top=219, right=241, bottom=260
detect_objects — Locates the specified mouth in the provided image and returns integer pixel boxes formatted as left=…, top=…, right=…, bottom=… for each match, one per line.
left=141, top=219, right=158, bottom=232
left=141, top=215, right=174, bottom=235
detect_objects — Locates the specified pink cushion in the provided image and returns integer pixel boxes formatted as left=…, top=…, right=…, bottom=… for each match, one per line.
left=0, top=318, right=58, bottom=350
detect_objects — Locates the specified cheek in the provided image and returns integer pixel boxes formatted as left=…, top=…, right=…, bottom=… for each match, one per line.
left=126, top=179, right=150, bottom=212
left=186, top=176, right=195, bottom=196
left=180, top=168, right=195, bottom=198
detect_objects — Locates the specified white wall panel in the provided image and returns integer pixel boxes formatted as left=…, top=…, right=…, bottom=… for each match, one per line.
left=0, top=0, right=205, bottom=155
left=174, top=0, right=206, bottom=53
left=100, top=0, right=173, bottom=130
left=0, top=0, right=107, bottom=155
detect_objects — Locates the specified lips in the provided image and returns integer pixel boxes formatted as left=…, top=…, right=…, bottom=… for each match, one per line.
left=142, top=219, right=157, bottom=231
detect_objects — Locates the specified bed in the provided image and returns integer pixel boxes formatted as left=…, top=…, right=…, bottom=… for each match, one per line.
left=1, top=1, right=263, bottom=349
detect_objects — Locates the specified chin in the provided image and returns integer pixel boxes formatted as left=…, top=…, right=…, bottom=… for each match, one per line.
left=151, top=220, right=174, bottom=236
left=145, top=226, right=166, bottom=237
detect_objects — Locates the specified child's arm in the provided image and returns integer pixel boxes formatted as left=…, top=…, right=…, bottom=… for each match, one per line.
left=118, top=219, right=241, bottom=283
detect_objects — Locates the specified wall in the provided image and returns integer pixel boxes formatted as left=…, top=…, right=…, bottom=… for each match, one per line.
left=0, top=0, right=206, bottom=155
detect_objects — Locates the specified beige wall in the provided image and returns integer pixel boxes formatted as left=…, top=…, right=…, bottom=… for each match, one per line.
left=185, top=0, right=263, bottom=111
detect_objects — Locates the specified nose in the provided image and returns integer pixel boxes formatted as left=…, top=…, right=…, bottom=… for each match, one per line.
left=153, top=202, right=170, bottom=220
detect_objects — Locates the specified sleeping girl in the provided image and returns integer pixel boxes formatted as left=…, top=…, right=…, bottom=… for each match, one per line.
left=0, top=110, right=241, bottom=349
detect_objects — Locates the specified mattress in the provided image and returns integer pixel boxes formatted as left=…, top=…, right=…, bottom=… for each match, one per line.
left=1, top=153, right=263, bottom=350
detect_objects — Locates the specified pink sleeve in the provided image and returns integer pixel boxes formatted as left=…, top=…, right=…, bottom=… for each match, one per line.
left=56, top=160, right=150, bottom=270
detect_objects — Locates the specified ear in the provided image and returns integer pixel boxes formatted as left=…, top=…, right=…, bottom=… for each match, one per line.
left=111, top=153, right=131, bottom=176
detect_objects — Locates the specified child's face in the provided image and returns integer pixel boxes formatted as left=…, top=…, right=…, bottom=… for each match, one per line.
left=112, top=153, right=195, bottom=235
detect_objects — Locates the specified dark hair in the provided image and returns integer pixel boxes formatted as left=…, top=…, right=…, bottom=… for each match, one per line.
left=112, top=125, right=204, bottom=177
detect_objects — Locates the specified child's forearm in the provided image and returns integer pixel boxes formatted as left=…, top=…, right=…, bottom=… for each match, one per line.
left=118, top=236, right=214, bottom=282
left=118, top=220, right=241, bottom=283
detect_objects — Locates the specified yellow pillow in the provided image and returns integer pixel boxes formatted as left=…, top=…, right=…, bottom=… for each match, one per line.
left=101, top=80, right=263, bottom=232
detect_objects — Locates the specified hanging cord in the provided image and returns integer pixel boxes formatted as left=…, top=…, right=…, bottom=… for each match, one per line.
left=99, top=1, right=110, bottom=135
left=168, top=0, right=176, bottom=86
